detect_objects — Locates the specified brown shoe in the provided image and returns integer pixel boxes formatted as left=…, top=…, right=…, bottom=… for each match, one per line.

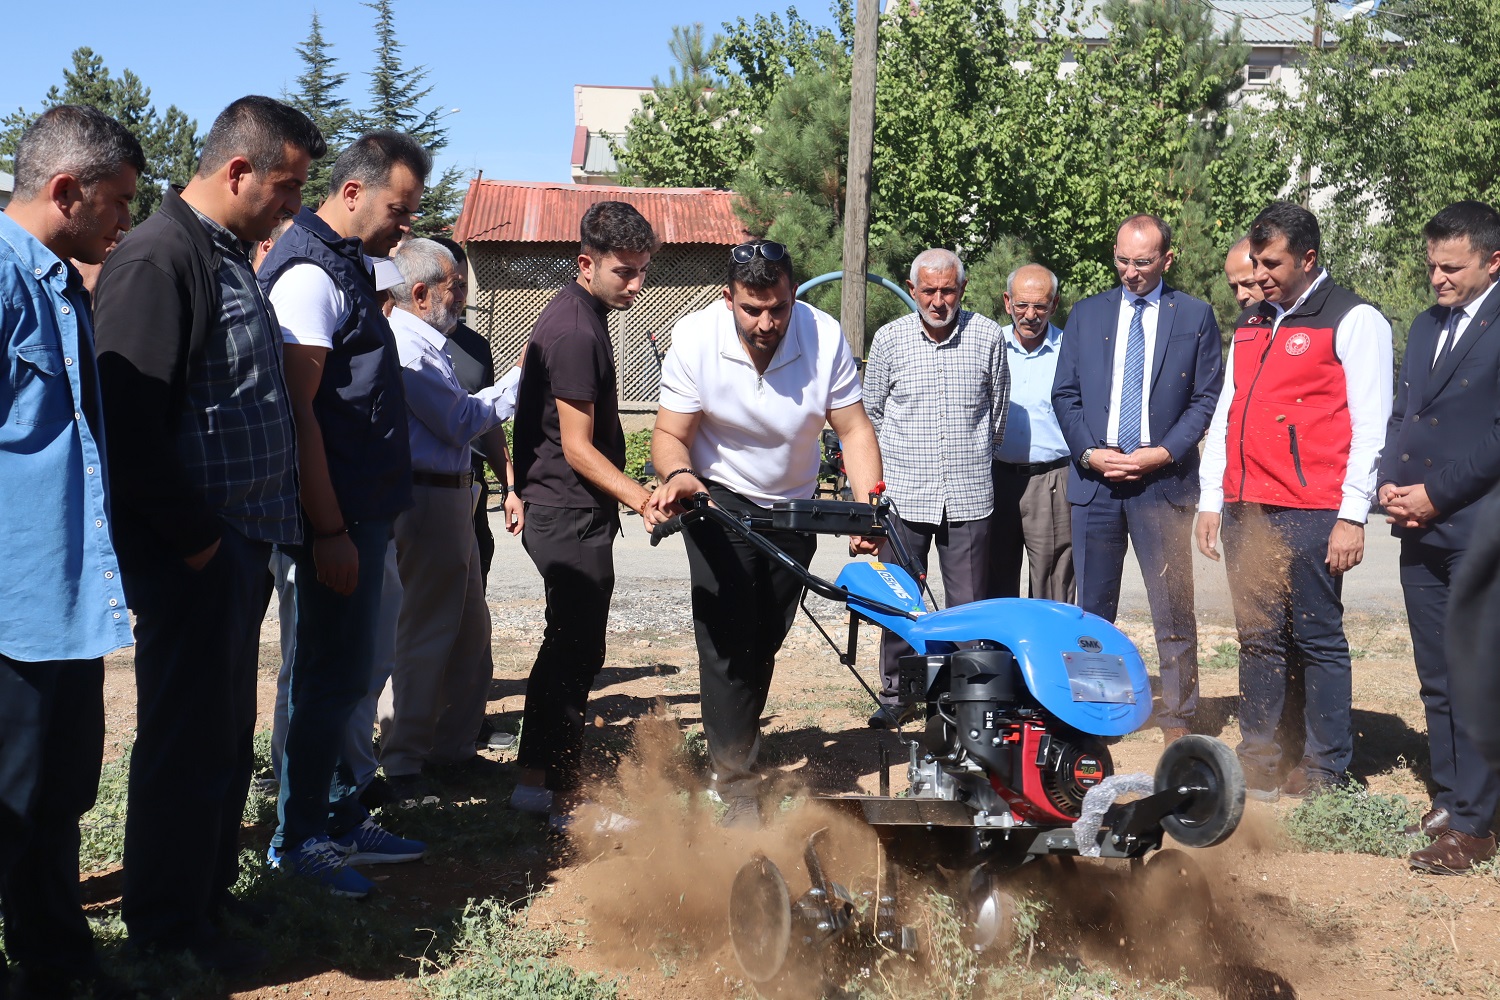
left=1161, top=726, right=1190, bottom=747
left=1404, top=807, right=1452, bottom=840
left=1279, top=762, right=1339, bottom=799
left=1409, top=829, right=1496, bottom=875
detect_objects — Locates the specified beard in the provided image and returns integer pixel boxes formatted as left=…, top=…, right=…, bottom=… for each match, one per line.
left=923, top=304, right=960, bottom=329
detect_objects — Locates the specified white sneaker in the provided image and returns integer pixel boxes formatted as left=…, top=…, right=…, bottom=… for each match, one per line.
left=509, top=784, right=553, bottom=814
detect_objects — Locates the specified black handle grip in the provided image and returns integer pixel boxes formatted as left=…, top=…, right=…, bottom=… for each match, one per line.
left=649, top=491, right=712, bottom=546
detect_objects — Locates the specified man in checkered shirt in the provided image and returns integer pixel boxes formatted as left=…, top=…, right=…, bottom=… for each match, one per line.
left=861, top=248, right=1009, bottom=729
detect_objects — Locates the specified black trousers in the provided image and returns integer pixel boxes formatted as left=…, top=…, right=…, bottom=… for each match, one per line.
left=120, top=526, right=271, bottom=948
left=518, top=503, right=617, bottom=792
left=474, top=463, right=495, bottom=584
left=0, top=656, right=104, bottom=983
left=684, top=484, right=817, bottom=800
left=1403, top=541, right=1500, bottom=837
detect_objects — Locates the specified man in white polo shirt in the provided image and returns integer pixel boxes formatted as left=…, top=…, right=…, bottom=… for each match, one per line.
left=649, top=240, right=882, bottom=830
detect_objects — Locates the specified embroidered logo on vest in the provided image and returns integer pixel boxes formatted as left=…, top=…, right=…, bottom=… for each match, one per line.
left=1284, top=331, right=1311, bottom=356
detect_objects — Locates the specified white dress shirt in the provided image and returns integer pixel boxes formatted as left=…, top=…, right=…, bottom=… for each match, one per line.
left=1434, top=278, right=1497, bottom=364
left=1199, top=270, right=1393, bottom=521
left=1106, top=280, right=1163, bottom=448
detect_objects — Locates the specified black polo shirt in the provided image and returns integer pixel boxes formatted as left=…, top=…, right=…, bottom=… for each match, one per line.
left=513, top=280, right=626, bottom=509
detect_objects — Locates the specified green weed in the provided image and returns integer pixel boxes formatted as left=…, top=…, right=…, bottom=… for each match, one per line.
left=417, top=897, right=619, bottom=1000
left=1283, top=782, right=1420, bottom=857
left=80, top=746, right=130, bottom=873
left=1201, top=640, right=1239, bottom=672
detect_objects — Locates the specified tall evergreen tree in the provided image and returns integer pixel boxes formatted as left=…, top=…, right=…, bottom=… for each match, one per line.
left=359, top=0, right=463, bottom=234
left=0, top=48, right=199, bottom=223
left=285, top=11, right=352, bottom=208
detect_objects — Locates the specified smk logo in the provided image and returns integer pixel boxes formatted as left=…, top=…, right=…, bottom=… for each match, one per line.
left=1285, top=332, right=1312, bottom=356
left=1078, top=636, right=1103, bottom=653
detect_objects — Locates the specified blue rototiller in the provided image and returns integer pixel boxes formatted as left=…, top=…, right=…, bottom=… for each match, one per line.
left=652, top=490, right=1246, bottom=991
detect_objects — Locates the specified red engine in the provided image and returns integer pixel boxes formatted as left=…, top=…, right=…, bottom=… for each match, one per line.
left=991, top=722, right=1112, bottom=825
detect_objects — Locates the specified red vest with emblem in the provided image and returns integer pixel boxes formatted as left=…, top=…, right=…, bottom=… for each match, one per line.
left=1223, top=279, right=1367, bottom=509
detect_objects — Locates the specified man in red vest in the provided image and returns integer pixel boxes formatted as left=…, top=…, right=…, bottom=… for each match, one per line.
left=1194, top=201, right=1393, bottom=801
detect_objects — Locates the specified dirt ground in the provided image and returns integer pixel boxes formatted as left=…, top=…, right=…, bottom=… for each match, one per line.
left=86, top=528, right=1500, bottom=1000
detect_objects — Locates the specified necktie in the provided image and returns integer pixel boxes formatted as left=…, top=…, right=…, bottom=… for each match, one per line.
left=1118, top=297, right=1147, bottom=453
left=1433, top=308, right=1461, bottom=370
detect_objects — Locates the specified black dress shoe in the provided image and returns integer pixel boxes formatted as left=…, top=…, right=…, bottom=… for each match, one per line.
left=1404, top=806, right=1452, bottom=840
left=867, top=704, right=915, bottom=730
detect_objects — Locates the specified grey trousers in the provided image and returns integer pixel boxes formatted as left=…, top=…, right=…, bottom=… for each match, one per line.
left=877, top=513, right=991, bottom=703
left=379, top=483, right=492, bottom=777
left=988, top=460, right=1075, bottom=602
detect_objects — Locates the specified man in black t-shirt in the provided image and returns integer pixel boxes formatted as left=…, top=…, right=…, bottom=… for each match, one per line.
left=510, top=201, right=667, bottom=824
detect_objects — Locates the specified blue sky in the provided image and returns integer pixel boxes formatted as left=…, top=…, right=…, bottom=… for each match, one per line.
left=2, top=1, right=843, bottom=184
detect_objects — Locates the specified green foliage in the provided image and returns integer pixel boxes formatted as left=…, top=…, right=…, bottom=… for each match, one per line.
left=1283, top=782, right=1421, bottom=857
left=419, top=898, right=619, bottom=1000
left=285, top=11, right=354, bottom=209
left=1275, top=0, right=1500, bottom=344
left=359, top=0, right=465, bottom=234
left=618, top=0, right=1285, bottom=342
left=1202, top=640, right=1239, bottom=672
left=623, top=428, right=652, bottom=481
left=0, top=47, right=199, bottom=224
left=79, top=744, right=130, bottom=873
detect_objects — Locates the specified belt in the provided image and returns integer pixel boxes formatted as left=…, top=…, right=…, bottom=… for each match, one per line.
left=413, top=470, right=474, bottom=489
left=993, top=457, right=1069, bottom=477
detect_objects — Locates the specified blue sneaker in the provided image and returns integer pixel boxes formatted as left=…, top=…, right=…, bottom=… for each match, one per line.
left=268, top=836, right=373, bottom=898
left=332, top=817, right=427, bottom=865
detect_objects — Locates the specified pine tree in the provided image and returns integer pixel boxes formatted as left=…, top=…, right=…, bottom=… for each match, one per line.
left=0, top=47, right=199, bottom=223
left=358, top=0, right=463, bottom=235
left=286, top=11, right=352, bottom=208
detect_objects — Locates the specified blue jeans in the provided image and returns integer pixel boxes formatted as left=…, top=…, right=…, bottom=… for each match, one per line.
left=1222, top=503, right=1352, bottom=785
left=273, top=520, right=391, bottom=850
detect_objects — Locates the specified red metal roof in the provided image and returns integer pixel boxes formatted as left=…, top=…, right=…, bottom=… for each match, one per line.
left=453, top=179, right=749, bottom=245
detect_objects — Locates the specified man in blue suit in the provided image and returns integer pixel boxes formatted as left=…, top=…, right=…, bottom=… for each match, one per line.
left=1380, top=200, right=1500, bottom=875
left=1052, top=214, right=1223, bottom=743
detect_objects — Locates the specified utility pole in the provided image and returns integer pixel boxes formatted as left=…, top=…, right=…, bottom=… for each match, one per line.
left=1300, top=2, right=1324, bottom=207
left=840, top=0, right=880, bottom=357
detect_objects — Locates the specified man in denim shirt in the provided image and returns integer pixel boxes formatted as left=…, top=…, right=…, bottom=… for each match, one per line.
left=0, top=106, right=143, bottom=1000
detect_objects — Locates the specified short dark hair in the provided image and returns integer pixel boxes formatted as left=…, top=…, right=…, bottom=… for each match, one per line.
left=328, top=130, right=433, bottom=195
left=1118, top=213, right=1172, bottom=253
left=1250, top=201, right=1321, bottom=259
left=1424, top=200, right=1500, bottom=258
left=728, top=239, right=795, bottom=292
left=579, top=201, right=659, bottom=259
left=429, top=234, right=467, bottom=270
left=12, top=105, right=146, bottom=200
left=197, top=96, right=326, bottom=178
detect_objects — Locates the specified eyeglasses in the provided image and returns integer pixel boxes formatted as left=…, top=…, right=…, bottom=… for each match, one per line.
left=732, top=241, right=788, bottom=264
left=1010, top=301, right=1052, bottom=315
left=1114, top=254, right=1162, bottom=270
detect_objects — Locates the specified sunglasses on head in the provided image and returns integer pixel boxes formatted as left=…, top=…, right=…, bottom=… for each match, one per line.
left=731, top=241, right=788, bottom=264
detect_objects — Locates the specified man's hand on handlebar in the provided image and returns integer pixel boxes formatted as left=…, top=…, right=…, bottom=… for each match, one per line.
left=848, top=535, right=880, bottom=556
left=647, top=470, right=708, bottom=518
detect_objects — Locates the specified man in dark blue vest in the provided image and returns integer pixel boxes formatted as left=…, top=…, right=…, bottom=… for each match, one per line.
left=257, top=131, right=430, bottom=897
left=1380, top=200, right=1500, bottom=874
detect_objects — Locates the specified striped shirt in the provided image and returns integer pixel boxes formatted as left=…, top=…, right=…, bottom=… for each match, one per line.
left=862, top=309, right=1009, bottom=524
left=183, top=208, right=301, bottom=545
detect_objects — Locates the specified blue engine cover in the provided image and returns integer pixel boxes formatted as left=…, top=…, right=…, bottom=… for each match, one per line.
left=836, top=561, right=1152, bottom=736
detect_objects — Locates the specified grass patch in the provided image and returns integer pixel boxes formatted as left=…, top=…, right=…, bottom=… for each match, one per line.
left=1283, top=782, right=1420, bottom=857
left=418, top=897, right=619, bottom=1000
left=81, top=745, right=130, bottom=873
left=1201, top=640, right=1238, bottom=672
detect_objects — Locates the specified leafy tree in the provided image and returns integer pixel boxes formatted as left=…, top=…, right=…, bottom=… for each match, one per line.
left=616, top=0, right=1283, bottom=341
left=1275, top=0, right=1500, bottom=342
left=359, top=0, right=464, bottom=234
left=0, top=48, right=199, bottom=223
left=285, top=11, right=353, bottom=208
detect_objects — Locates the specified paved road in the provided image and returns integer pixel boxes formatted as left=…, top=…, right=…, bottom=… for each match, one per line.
left=484, top=506, right=1405, bottom=636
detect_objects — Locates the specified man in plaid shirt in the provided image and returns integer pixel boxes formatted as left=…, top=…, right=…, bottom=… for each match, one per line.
left=862, top=248, right=1009, bottom=728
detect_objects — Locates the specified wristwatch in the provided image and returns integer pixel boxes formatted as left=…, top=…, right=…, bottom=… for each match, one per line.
left=1079, top=447, right=1095, bottom=471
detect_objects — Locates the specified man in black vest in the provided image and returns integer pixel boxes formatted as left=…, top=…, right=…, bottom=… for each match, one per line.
left=1379, top=200, right=1500, bottom=874
left=258, top=132, right=431, bottom=896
